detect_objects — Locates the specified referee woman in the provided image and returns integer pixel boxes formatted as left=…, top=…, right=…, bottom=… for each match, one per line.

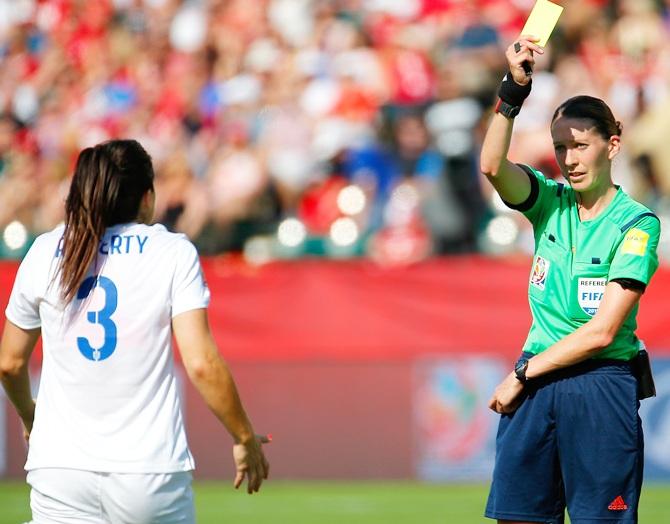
left=0, top=139, right=269, bottom=523
left=482, top=38, right=660, bottom=523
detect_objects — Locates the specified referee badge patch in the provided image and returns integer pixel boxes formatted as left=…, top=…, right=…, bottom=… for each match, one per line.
left=622, top=228, right=649, bottom=256
left=530, top=255, right=549, bottom=290
left=578, top=277, right=606, bottom=316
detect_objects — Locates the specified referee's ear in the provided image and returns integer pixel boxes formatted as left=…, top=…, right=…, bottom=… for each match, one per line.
left=607, top=135, right=621, bottom=161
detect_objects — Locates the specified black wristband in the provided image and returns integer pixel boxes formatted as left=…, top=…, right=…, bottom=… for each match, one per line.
left=497, top=71, right=532, bottom=107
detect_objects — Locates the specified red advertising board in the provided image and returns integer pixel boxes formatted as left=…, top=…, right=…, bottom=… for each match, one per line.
left=1, top=257, right=669, bottom=479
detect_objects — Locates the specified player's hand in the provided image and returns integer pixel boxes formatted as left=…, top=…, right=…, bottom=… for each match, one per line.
left=488, top=372, right=525, bottom=414
left=505, top=35, right=544, bottom=85
left=233, top=434, right=271, bottom=494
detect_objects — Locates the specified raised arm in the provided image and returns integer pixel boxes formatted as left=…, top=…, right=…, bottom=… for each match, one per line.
left=480, top=37, right=544, bottom=205
left=172, top=308, right=269, bottom=493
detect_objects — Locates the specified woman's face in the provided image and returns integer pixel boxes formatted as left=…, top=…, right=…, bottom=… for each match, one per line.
left=550, top=116, right=619, bottom=193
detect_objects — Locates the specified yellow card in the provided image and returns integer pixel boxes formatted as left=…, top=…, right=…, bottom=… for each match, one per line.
left=520, top=0, right=564, bottom=48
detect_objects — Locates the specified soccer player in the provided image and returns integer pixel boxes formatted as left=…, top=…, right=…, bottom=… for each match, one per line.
left=481, top=38, right=660, bottom=523
left=0, top=140, right=269, bottom=523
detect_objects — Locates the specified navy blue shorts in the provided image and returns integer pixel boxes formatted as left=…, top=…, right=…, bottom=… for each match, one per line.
left=485, top=354, right=643, bottom=523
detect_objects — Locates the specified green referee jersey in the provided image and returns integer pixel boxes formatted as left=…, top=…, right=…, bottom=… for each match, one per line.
left=508, top=165, right=661, bottom=360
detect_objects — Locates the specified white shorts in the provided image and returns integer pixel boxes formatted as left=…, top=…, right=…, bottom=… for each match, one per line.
left=26, top=468, right=195, bottom=524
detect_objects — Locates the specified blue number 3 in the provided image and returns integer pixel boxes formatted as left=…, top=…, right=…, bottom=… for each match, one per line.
left=76, top=276, right=118, bottom=361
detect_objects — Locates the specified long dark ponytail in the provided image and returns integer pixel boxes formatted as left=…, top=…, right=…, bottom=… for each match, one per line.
left=59, top=139, right=154, bottom=303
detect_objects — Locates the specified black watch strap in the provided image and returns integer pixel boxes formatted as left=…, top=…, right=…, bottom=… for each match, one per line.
left=514, top=358, right=529, bottom=384
left=495, top=98, right=521, bottom=119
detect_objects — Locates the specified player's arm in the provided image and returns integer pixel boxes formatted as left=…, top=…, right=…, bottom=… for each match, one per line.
left=172, top=308, right=269, bottom=493
left=0, top=319, right=39, bottom=439
left=480, top=37, right=543, bottom=205
left=490, top=282, right=641, bottom=414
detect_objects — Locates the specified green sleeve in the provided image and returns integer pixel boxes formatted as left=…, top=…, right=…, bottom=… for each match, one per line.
left=503, top=164, right=563, bottom=230
left=609, top=215, right=660, bottom=285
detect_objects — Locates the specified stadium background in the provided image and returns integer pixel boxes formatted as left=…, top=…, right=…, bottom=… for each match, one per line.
left=1, top=0, right=670, bottom=520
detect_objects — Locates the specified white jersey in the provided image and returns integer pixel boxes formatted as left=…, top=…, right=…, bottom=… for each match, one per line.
left=5, top=222, right=210, bottom=473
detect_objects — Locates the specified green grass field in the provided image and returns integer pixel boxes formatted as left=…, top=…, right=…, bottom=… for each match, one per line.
left=1, top=480, right=669, bottom=523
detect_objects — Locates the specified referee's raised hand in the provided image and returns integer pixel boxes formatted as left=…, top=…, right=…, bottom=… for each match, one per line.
left=505, top=35, right=544, bottom=84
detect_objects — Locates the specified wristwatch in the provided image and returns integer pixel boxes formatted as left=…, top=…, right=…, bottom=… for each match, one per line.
left=514, top=358, right=529, bottom=384
left=495, top=99, right=521, bottom=119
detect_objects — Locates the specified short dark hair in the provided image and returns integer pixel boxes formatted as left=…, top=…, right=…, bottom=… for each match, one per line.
left=551, top=95, right=622, bottom=140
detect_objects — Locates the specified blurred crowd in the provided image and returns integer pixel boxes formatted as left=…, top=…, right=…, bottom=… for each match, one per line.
left=1, top=0, right=670, bottom=263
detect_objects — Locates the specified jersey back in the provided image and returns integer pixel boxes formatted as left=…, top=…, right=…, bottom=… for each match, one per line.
left=6, top=222, right=210, bottom=473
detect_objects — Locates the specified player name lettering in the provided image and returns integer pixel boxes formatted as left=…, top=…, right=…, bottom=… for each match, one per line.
left=99, top=234, right=149, bottom=255
left=54, top=235, right=149, bottom=258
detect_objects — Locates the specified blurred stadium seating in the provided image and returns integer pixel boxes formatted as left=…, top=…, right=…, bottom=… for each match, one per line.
left=0, top=0, right=669, bottom=263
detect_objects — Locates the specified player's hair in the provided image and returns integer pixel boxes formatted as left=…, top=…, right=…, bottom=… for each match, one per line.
left=551, top=95, right=623, bottom=139
left=58, top=139, right=154, bottom=303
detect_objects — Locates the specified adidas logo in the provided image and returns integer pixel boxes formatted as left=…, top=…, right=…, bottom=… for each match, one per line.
left=608, top=496, right=628, bottom=511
